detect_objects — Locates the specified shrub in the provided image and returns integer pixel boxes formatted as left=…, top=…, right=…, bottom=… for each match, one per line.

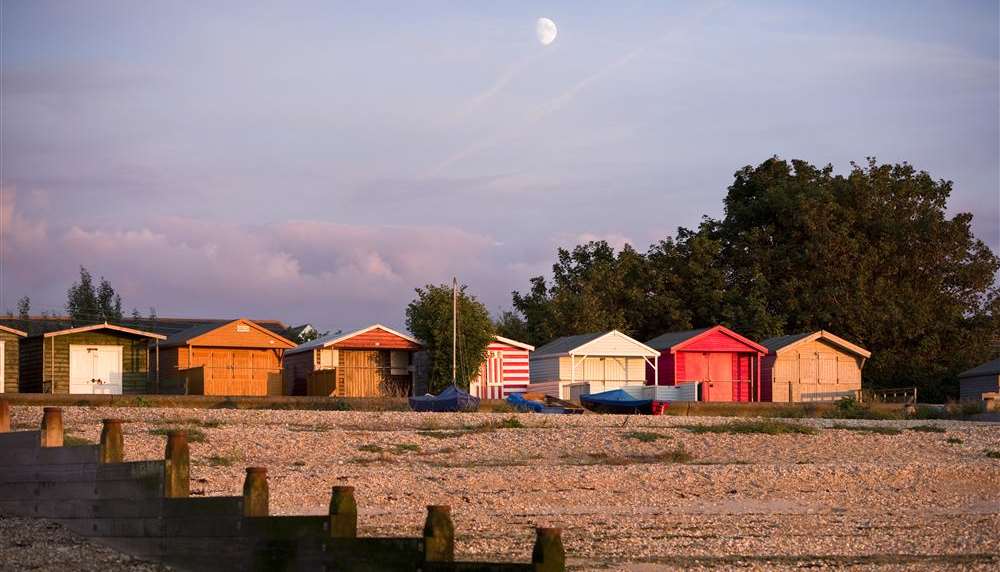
left=830, top=424, right=902, bottom=435
left=681, top=420, right=817, bottom=435
left=825, top=397, right=892, bottom=420
left=909, top=425, right=946, bottom=433
left=624, top=431, right=670, bottom=443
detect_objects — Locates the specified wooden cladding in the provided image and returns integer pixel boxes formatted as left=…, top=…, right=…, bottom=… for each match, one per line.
left=332, top=328, right=421, bottom=351
left=20, top=332, right=151, bottom=394
left=303, top=350, right=413, bottom=397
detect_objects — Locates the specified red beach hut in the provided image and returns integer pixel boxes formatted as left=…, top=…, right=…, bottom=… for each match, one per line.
left=644, top=325, right=767, bottom=402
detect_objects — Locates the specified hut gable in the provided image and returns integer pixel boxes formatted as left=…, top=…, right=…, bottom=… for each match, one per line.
left=470, top=336, right=534, bottom=399
left=760, top=330, right=870, bottom=403
left=762, top=330, right=871, bottom=359
left=647, top=325, right=766, bottom=354
left=0, top=326, right=26, bottom=394
left=161, top=319, right=295, bottom=350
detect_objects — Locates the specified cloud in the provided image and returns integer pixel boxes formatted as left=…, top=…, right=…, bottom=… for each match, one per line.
left=0, top=190, right=517, bottom=331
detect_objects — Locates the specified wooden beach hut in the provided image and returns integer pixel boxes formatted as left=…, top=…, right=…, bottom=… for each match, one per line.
left=469, top=336, right=534, bottom=400
left=958, top=358, right=1000, bottom=403
left=282, top=324, right=422, bottom=397
left=760, top=331, right=870, bottom=402
left=156, top=318, right=296, bottom=396
left=524, top=330, right=659, bottom=402
left=0, top=324, right=27, bottom=394
left=645, top=326, right=767, bottom=402
left=19, top=323, right=166, bottom=394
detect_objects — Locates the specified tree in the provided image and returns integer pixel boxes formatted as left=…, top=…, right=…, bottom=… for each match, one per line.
left=16, top=296, right=30, bottom=320
left=131, top=308, right=142, bottom=321
left=716, top=157, right=998, bottom=399
left=66, top=267, right=123, bottom=323
left=494, top=309, right=529, bottom=342
left=406, top=282, right=495, bottom=392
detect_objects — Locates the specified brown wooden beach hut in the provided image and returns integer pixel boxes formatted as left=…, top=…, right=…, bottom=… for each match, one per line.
left=283, top=324, right=422, bottom=397
left=760, top=330, right=870, bottom=402
left=958, top=358, right=1000, bottom=402
left=0, top=324, right=27, bottom=394
left=19, top=323, right=166, bottom=394
left=156, top=318, right=296, bottom=396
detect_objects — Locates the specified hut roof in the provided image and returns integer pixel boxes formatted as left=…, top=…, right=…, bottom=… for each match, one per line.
left=159, top=319, right=295, bottom=349
left=0, top=324, right=27, bottom=337
left=38, top=322, right=166, bottom=340
left=533, top=330, right=658, bottom=358
left=959, top=357, right=1000, bottom=379
left=285, top=324, right=420, bottom=356
left=493, top=335, right=534, bottom=351
left=761, top=330, right=871, bottom=358
left=645, top=325, right=767, bottom=354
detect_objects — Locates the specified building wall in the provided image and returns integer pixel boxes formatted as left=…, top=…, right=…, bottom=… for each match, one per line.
left=21, top=333, right=150, bottom=394
left=282, top=350, right=315, bottom=395
left=0, top=331, right=21, bottom=393
left=765, top=338, right=863, bottom=403
left=529, top=355, right=561, bottom=384
left=959, top=374, right=1000, bottom=402
left=172, top=346, right=283, bottom=396
left=471, top=341, right=531, bottom=399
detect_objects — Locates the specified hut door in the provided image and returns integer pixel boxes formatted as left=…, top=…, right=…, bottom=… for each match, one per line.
left=0, top=341, right=4, bottom=393
left=69, top=345, right=123, bottom=395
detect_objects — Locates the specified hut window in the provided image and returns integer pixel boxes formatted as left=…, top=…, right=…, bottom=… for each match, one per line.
left=390, top=351, right=410, bottom=375
left=236, top=324, right=250, bottom=333
left=316, top=348, right=338, bottom=369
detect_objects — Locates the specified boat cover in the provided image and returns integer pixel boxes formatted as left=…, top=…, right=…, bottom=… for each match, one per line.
left=409, top=384, right=481, bottom=412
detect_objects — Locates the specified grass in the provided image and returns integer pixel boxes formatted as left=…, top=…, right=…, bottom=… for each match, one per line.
left=287, top=423, right=331, bottom=433
left=680, top=419, right=817, bottom=436
left=206, top=455, right=236, bottom=467
left=395, top=443, right=421, bottom=453
left=417, top=430, right=468, bottom=439
left=468, top=416, right=525, bottom=432
left=147, top=427, right=207, bottom=443
left=830, top=424, right=902, bottom=435
left=573, top=447, right=693, bottom=465
left=357, top=444, right=383, bottom=453
left=823, top=397, right=896, bottom=420
left=946, top=437, right=963, bottom=445
left=986, top=450, right=1000, bottom=459
left=624, top=431, right=671, bottom=443
left=909, top=424, right=946, bottom=433
left=63, top=435, right=92, bottom=447
left=291, top=460, right=306, bottom=467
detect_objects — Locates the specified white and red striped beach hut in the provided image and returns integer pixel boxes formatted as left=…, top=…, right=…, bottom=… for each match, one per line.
left=469, top=336, right=534, bottom=400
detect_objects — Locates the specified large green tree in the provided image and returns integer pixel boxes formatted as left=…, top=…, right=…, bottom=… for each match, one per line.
left=406, top=283, right=495, bottom=392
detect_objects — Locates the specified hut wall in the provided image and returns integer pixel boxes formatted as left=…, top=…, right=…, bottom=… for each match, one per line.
left=26, top=333, right=150, bottom=394
left=282, top=350, right=315, bottom=395
left=529, top=355, right=561, bottom=384
left=959, top=374, right=1000, bottom=402
left=767, top=338, right=863, bottom=403
left=0, top=331, right=20, bottom=393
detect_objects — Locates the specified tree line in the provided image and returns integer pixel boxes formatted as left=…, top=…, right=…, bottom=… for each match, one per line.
left=496, top=157, right=999, bottom=401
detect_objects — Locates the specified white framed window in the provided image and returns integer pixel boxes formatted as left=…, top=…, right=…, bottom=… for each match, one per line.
left=315, top=348, right=338, bottom=369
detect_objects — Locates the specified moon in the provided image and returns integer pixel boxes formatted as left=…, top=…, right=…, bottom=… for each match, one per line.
left=536, top=17, right=557, bottom=46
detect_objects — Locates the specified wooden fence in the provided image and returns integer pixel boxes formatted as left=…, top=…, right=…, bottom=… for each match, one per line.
left=0, top=400, right=566, bottom=571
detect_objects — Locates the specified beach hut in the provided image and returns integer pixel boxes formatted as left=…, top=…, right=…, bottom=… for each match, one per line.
left=525, top=330, right=659, bottom=401
left=958, top=358, right=1000, bottom=402
left=760, top=331, right=870, bottom=402
left=0, top=324, right=27, bottom=394
left=19, top=323, right=166, bottom=394
left=469, top=336, right=534, bottom=400
left=282, top=324, right=422, bottom=397
left=156, top=318, right=296, bottom=396
left=645, top=326, right=767, bottom=402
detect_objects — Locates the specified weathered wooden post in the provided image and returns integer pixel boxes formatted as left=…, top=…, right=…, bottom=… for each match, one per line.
left=40, top=407, right=64, bottom=447
left=0, top=399, right=10, bottom=433
left=532, top=527, right=565, bottom=572
left=243, top=467, right=269, bottom=517
left=328, top=485, right=357, bottom=538
left=164, top=430, right=190, bottom=498
left=422, top=505, right=454, bottom=562
left=99, top=419, right=124, bottom=463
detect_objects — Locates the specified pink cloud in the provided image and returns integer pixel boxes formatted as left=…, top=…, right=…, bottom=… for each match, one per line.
left=1, top=190, right=513, bottom=330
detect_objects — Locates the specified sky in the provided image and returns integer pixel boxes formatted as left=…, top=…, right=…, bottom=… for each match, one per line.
left=2, top=0, right=998, bottom=333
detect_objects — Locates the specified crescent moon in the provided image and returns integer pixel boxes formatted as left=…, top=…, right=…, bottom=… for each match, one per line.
left=536, top=17, right=557, bottom=46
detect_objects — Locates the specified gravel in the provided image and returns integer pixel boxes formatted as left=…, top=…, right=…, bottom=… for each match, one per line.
left=4, top=407, right=999, bottom=571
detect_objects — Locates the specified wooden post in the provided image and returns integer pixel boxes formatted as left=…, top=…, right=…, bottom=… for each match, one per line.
left=40, top=407, right=63, bottom=447
left=243, top=467, right=269, bottom=517
left=164, top=430, right=190, bottom=498
left=422, top=505, right=454, bottom=562
left=532, top=527, right=565, bottom=572
left=99, top=419, right=124, bottom=463
left=328, top=485, right=357, bottom=538
left=0, top=399, right=9, bottom=433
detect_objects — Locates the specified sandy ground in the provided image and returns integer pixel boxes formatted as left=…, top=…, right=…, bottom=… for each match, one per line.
left=3, top=406, right=999, bottom=571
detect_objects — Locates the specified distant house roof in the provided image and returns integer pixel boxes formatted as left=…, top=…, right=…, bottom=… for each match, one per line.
left=959, top=357, right=1000, bottom=379
left=285, top=324, right=316, bottom=341
left=494, top=335, right=534, bottom=351
left=533, top=330, right=658, bottom=358
left=645, top=325, right=767, bottom=354
left=38, top=323, right=166, bottom=340
left=159, top=318, right=295, bottom=349
left=761, top=330, right=871, bottom=358
left=0, top=316, right=289, bottom=338
left=0, top=324, right=27, bottom=337
left=285, top=324, right=420, bottom=356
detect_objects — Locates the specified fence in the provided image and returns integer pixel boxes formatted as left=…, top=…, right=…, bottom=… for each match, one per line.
left=0, top=400, right=566, bottom=571
left=865, top=386, right=918, bottom=404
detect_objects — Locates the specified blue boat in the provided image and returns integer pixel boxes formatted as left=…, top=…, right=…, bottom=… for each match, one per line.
left=409, top=385, right=480, bottom=413
left=580, top=387, right=654, bottom=414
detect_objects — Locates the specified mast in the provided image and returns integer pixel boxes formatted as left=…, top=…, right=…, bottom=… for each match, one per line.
left=452, top=276, right=457, bottom=386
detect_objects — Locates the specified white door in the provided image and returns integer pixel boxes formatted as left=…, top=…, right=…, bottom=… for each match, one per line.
left=69, top=345, right=123, bottom=395
left=0, top=340, right=5, bottom=393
